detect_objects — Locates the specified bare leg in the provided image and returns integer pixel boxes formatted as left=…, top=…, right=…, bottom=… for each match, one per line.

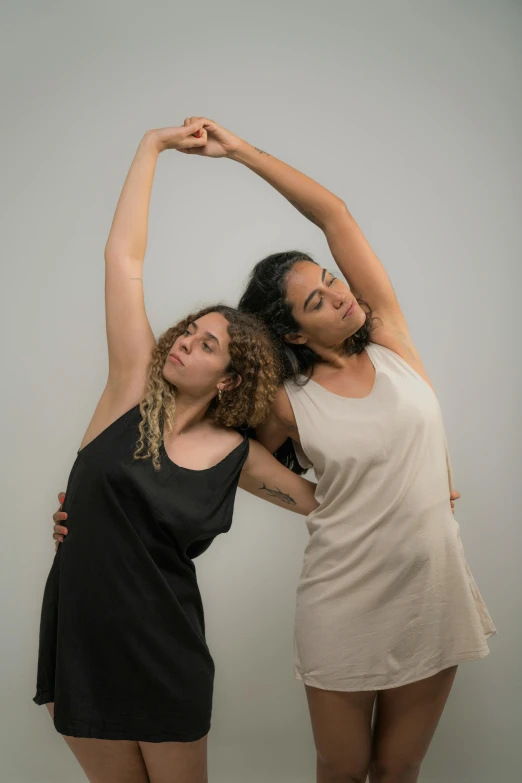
left=46, top=703, right=150, bottom=783
left=369, top=666, right=458, bottom=783
left=305, top=685, right=376, bottom=783
left=140, top=735, right=208, bottom=783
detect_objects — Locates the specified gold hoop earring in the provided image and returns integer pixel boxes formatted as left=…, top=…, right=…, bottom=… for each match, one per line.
left=218, top=389, right=223, bottom=401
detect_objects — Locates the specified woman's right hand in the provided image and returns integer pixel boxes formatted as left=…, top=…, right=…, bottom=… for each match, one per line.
left=53, top=493, right=68, bottom=552
left=152, top=120, right=209, bottom=153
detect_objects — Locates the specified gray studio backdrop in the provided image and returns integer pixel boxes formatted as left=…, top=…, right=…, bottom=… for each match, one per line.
left=1, top=2, right=520, bottom=782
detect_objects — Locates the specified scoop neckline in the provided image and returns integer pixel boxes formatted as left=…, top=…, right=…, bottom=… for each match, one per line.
left=160, top=435, right=247, bottom=474
left=305, top=347, right=379, bottom=402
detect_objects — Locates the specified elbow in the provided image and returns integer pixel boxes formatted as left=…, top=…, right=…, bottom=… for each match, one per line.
left=104, top=242, right=118, bottom=265
left=323, top=200, right=355, bottom=232
left=104, top=238, right=135, bottom=265
left=330, top=199, right=350, bottom=219
left=320, top=198, right=350, bottom=230
left=104, top=249, right=142, bottom=269
left=104, top=240, right=125, bottom=265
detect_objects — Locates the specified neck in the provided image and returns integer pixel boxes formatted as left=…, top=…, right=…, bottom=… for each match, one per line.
left=308, top=340, right=361, bottom=370
left=171, top=391, right=214, bottom=435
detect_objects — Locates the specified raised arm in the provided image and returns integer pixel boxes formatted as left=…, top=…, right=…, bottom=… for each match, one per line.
left=239, top=439, right=318, bottom=516
left=78, top=121, right=207, bottom=450
left=178, top=117, right=408, bottom=335
left=104, top=120, right=207, bottom=391
left=229, top=143, right=406, bottom=332
left=103, top=132, right=158, bottom=389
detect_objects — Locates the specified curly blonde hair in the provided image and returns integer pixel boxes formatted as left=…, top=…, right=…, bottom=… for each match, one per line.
left=134, top=304, right=281, bottom=470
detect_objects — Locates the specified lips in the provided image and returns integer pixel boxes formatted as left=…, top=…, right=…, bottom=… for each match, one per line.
left=168, top=353, right=184, bottom=366
left=343, top=300, right=356, bottom=319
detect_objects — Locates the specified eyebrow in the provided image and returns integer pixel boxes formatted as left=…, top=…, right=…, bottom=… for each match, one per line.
left=204, top=331, right=220, bottom=347
left=303, top=268, right=328, bottom=311
left=188, top=321, right=220, bottom=348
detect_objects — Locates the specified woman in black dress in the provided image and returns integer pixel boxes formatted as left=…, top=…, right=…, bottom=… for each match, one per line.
left=34, top=120, right=318, bottom=783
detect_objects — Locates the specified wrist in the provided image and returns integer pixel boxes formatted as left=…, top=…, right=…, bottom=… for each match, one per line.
left=141, top=129, right=165, bottom=154
left=228, top=139, right=259, bottom=164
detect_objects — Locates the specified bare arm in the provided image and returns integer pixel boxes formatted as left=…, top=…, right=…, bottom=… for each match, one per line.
left=103, top=132, right=159, bottom=390
left=239, top=439, right=318, bottom=516
left=255, top=386, right=297, bottom=454
left=179, top=117, right=419, bottom=367
left=79, top=121, right=207, bottom=450
left=104, top=120, right=207, bottom=387
left=53, top=486, right=462, bottom=549
left=230, top=141, right=405, bottom=331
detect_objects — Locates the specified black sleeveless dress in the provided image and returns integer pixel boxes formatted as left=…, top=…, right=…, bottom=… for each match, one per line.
left=33, top=405, right=249, bottom=742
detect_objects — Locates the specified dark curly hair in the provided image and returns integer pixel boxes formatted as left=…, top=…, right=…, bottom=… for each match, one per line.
left=238, top=251, right=374, bottom=472
left=134, top=304, right=281, bottom=470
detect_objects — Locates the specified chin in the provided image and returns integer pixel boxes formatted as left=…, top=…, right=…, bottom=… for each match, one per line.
left=162, top=365, right=178, bottom=385
left=354, top=306, right=368, bottom=331
left=341, top=312, right=367, bottom=340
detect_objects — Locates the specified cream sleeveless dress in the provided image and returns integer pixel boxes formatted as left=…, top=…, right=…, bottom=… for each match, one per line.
left=285, top=342, right=495, bottom=692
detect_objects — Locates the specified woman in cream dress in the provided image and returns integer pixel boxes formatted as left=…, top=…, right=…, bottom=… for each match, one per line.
left=218, top=119, right=494, bottom=783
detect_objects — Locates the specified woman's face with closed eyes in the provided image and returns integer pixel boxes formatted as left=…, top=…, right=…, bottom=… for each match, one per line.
left=283, top=261, right=367, bottom=349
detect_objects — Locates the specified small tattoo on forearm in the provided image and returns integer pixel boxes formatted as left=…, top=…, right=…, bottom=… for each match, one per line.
left=289, top=200, right=320, bottom=226
left=259, top=483, right=297, bottom=506
left=130, top=277, right=142, bottom=281
left=254, top=147, right=269, bottom=156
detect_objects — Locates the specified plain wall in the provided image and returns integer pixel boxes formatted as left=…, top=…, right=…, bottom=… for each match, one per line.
left=1, top=1, right=520, bottom=781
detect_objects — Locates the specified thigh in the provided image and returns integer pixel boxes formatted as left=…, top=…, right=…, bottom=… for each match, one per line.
left=305, top=684, right=376, bottom=781
left=370, top=666, right=458, bottom=782
left=139, top=735, right=208, bottom=783
left=46, top=703, right=149, bottom=783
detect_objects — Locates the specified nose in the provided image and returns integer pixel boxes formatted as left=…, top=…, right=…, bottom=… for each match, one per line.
left=332, top=291, right=345, bottom=309
left=178, top=336, right=192, bottom=354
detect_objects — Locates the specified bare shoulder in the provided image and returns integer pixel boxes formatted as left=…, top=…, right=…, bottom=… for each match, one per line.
left=208, top=423, right=244, bottom=454
left=243, top=437, right=266, bottom=466
left=255, top=384, right=298, bottom=454
left=242, top=436, right=279, bottom=475
left=369, top=321, right=434, bottom=390
left=271, top=385, right=297, bottom=428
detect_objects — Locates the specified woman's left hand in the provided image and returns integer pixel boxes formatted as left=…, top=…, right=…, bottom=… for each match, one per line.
left=450, top=490, right=461, bottom=514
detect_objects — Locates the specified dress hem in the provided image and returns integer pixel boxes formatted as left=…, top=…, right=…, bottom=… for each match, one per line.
left=294, top=637, right=495, bottom=692
left=53, top=724, right=210, bottom=743
left=33, top=691, right=54, bottom=707
left=33, top=695, right=210, bottom=743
